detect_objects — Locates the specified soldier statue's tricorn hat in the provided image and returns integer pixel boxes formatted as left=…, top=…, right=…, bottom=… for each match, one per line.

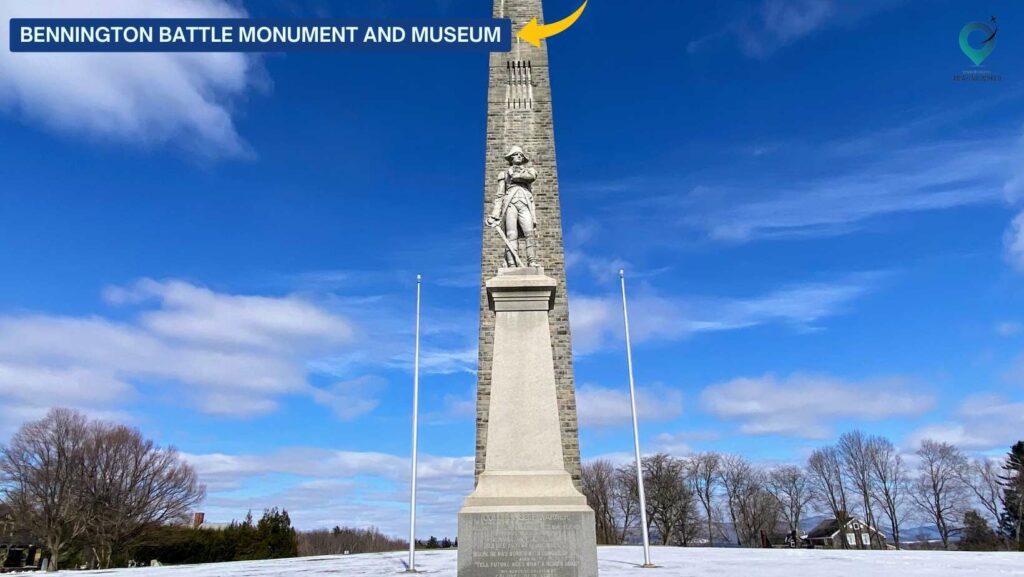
left=504, top=145, right=530, bottom=162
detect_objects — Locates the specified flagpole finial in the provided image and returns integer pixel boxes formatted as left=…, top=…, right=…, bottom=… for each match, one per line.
left=417, top=274, right=422, bottom=283
left=619, top=269, right=625, bottom=278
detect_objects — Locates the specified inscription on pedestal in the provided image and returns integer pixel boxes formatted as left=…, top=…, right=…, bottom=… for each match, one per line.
left=459, top=511, right=596, bottom=577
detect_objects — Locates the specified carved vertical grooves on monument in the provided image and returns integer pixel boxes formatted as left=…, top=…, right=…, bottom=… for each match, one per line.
left=505, top=61, right=534, bottom=110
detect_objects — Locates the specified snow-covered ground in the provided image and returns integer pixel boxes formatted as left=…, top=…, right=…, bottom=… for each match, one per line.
left=66, top=546, right=1023, bottom=576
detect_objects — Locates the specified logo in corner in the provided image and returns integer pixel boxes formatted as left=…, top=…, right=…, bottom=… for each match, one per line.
left=959, top=17, right=998, bottom=66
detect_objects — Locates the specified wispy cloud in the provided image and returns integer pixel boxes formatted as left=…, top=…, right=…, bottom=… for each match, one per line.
left=564, top=221, right=671, bottom=284
left=688, top=0, right=903, bottom=59
left=682, top=140, right=1014, bottom=243
left=701, top=372, right=935, bottom=438
left=905, top=394, right=1024, bottom=451
left=422, top=388, right=476, bottom=425
left=0, top=0, right=263, bottom=158
left=997, top=128, right=1024, bottom=271
left=1005, top=205, right=1024, bottom=271
left=570, top=273, right=879, bottom=354
left=310, top=375, right=386, bottom=420
left=652, top=430, right=721, bottom=456
left=304, top=287, right=477, bottom=379
left=586, top=105, right=1020, bottom=250
left=995, top=321, right=1022, bottom=337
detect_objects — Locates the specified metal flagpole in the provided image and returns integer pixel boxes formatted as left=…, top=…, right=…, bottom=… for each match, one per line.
left=407, top=274, right=422, bottom=573
left=620, top=269, right=654, bottom=567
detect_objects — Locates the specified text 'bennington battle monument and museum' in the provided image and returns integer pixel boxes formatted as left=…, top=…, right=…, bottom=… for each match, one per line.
left=457, top=0, right=599, bottom=576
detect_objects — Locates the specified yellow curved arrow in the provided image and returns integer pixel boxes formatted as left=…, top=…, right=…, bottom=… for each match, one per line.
left=517, top=0, right=588, bottom=47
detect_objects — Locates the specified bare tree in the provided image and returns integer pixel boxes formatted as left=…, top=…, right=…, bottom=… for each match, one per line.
left=612, top=464, right=640, bottom=544
left=911, top=439, right=969, bottom=550
left=298, top=526, right=406, bottom=556
left=674, top=458, right=703, bottom=546
left=744, top=484, right=782, bottom=548
left=690, top=452, right=721, bottom=546
left=959, top=458, right=1005, bottom=526
left=719, top=455, right=750, bottom=546
left=767, top=465, right=812, bottom=542
left=0, top=408, right=92, bottom=570
left=718, top=455, right=778, bottom=547
left=581, top=460, right=619, bottom=545
left=867, top=435, right=907, bottom=549
left=81, top=422, right=205, bottom=568
left=0, top=409, right=205, bottom=569
left=718, top=462, right=780, bottom=548
left=807, top=446, right=850, bottom=549
left=839, top=431, right=882, bottom=547
left=642, top=454, right=698, bottom=546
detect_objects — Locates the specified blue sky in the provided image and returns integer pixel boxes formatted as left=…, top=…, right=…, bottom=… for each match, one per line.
left=1, top=0, right=1023, bottom=538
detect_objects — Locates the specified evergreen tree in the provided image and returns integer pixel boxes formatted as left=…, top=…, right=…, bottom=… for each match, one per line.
left=961, top=510, right=1000, bottom=551
left=999, top=441, right=1023, bottom=550
left=426, top=536, right=440, bottom=549
left=255, top=508, right=298, bottom=559
left=440, top=537, right=452, bottom=549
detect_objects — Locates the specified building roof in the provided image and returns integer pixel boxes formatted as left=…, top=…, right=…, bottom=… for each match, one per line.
left=806, top=518, right=844, bottom=540
left=805, top=516, right=884, bottom=540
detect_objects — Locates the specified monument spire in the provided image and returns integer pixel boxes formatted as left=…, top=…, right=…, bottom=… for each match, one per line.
left=460, top=4, right=597, bottom=574
left=476, top=0, right=582, bottom=488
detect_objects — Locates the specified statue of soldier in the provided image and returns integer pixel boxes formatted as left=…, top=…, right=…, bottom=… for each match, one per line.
left=486, top=145, right=540, bottom=267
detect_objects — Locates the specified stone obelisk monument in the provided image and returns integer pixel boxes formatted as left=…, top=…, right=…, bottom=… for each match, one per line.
left=475, top=0, right=581, bottom=491
left=458, top=1, right=597, bottom=576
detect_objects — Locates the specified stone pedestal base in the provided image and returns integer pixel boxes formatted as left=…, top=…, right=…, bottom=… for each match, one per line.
left=458, top=269, right=598, bottom=577
left=458, top=509, right=598, bottom=577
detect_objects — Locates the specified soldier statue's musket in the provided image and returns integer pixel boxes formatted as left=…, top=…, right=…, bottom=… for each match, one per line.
left=485, top=145, right=540, bottom=268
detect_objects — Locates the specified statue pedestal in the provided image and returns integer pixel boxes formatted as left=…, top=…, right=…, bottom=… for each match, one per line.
left=458, top=268, right=598, bottom=577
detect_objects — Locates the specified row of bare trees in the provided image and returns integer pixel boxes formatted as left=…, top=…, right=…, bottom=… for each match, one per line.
left=809, top=432, right=1016, bottom=550
left=583, top=452, right=790, bottom=547
left=297, top=526, right=408, bottom=556
left=581, top=431, right=1022, bottom=550
left=0, top=408, right=205, bottom=569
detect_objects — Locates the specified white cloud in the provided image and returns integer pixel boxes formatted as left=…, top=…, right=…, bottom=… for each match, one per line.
left=570, top=275, right=876, bottom=354
left=107, top=279, right=354, bottom=351
left=311, top=375, right=385, bottom=421
left=690, top=140, right=1013, bottom=243
left=1004, top=130, right=1024, bottom=204
left=700, top=373, right=934, bottom=438
left=304, top=292, right=477, bottom=379
left=568, top=296, right=620, bottom=354
left=0, top=363, right=132, bottom=405
left=418, top=347, right=477, bottom=375
left=0, top=0, right=262, bottom=157
left=186, top=448, right=472, bottom=486
left=423, top=388, right=476, bottom=425
left=576, top=383, right=684, bottom=428
left=0, top=279, right=362, bottom=428
left=995, top=321, right=1022, bottom=337
left=582, top=452, right=637, bottom=466
left=689, top=0, right=903, bottom=59
left=651, top=430, right=720, bottom=456
left=1004, top=211, right=1024, bottom=271
left=183, top=448, right=474, bottom=535
left=906, top=394, right=1024, bottom=451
